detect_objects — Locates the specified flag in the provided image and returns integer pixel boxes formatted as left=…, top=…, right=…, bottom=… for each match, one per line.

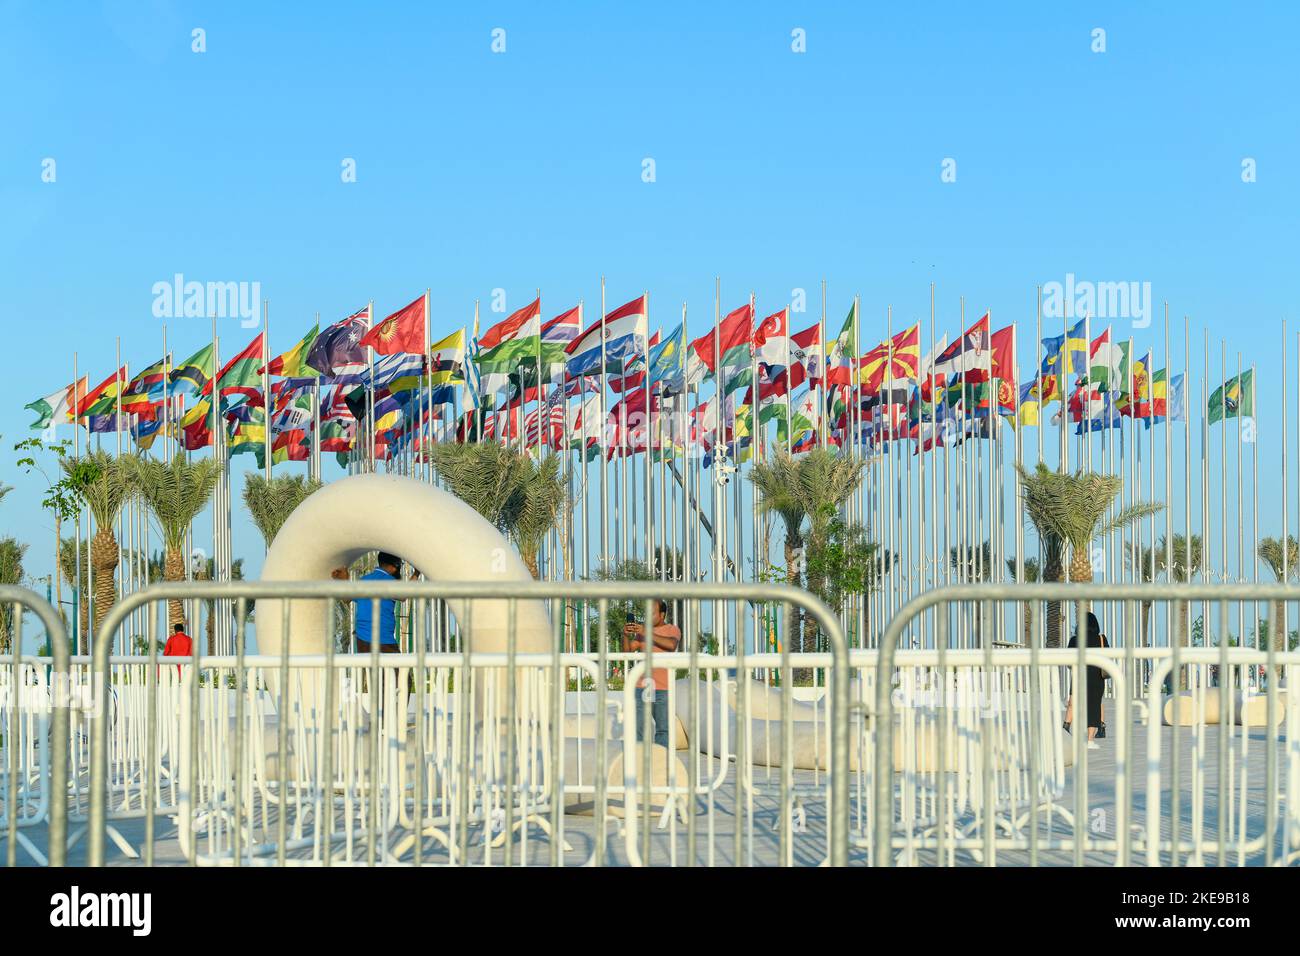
left=24, top=378, right=86, bottom=430
left=169, top=343, right=215, bottom=397
left=429, top=328, right=467, bottom=386
left=649, top=323, right=687, bottom=394
left=1208, top=369, right=1254, bottom=424
left=77, top=367, right=129, bottom=419
left=787, top=323, right=823, bottom=390
left=1121, top=351, right=1153, bottom=419
left=686, top=303, right=751, bottom=392
left=360, top=295, right=427, bottom=355
left=263, top=325, right=318, bottom=377
left=1016, top=376, right=1060, bottom=426
left=565, top=294, right=648, bottom=378
left=1040, top=317, right=1089, bottom=378
left=1087, top=328, right=1129, bottom=393
left=931, top=313, right=991, bottom=378
left=825, top=302, right=858, bottom=386
left=478, top=297, right=540, bottom=350
left=306, top=308, right=369, bottom=381
left=1152, top=370, right=1187, bottom=423
left=122, top=356, right=171, bottom=415
left=477, top=299, right=543, bottom=372
left=753, top=308, right=789, bottom=366
left=210, top=332, right=266, bottom=401
left=362, top=352, right=426, bottom=393
left=859, top=323, right=921, bottom=392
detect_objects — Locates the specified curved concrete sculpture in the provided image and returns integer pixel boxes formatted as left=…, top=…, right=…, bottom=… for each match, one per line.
left=256, top=473, right=551, bottom=659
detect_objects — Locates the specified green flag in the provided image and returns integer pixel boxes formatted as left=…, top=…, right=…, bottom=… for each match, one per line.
left=1207, top=369, right=1254, bottom=424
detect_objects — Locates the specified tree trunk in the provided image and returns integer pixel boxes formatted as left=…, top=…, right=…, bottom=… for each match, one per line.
left=164, top=547, right=186, bottom=631
left=522, top=549, right=540, bottom=580
left=1063, top=546, right=1094, bottom=639
left=1042, top=556, right=1064, bottom=648
left=90, top=527, right=119, bottom=641
left=1272, top=598, right=1286, bottom=681
left=784, top=541, right=809, bottom=684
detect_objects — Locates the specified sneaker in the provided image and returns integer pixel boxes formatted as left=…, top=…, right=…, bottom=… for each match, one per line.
left=1087, top=741, right=1100, bottom=751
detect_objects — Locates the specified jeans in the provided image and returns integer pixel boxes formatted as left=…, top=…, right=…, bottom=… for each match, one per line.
left=633, top=689, right=670, bottom=749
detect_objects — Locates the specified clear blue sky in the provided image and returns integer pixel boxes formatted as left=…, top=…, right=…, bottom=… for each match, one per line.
left=2, top=1, right=1297, bottom=602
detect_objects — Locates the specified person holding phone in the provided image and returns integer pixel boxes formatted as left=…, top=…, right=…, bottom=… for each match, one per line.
left=622, top=599, right=682, bottom=749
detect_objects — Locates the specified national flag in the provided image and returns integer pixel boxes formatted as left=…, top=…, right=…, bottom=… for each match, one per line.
left=565, top=294, right=648, bottom=378
left=76, top=367, right=129, bottom=419
left=1152, top=369, right=1187, bottom=423
left=122, top=356, right=171, bottom=415
left=787, top=323, right=823, bottom=390
left=1208, top=369, right=1254, bottom=424
left=209, top=332, right=266, bottom=401
left=362, top=352, right=426, bottom=393
left=306, top=308, right=370, bottom=382
left=825, top=302, right=858, bottom=387
left=429, top=328, right=467, bottom=387
left=24, top=378, right=86, bottom=430
left=360, top=294, right=427, bottom=355
left=1040, top=317, right=1089, bottom=378
left=476, top=298, right=543, bottom=372
left=169, top=343, right=216, bottom=397
left=1121, top=351, right=1153, bottom=418
left=1087, top=327, right=1129, bottom=393
left=478, top=297, right=541, bottom=350
left=931, top=313, right=991, bottom=379
left=648, top=323, right=687, bottom=394
left=753, top=308, right=789, bottom=366
left=262, top=325, right=319, bottom=378
left=686, top=303, right=752, bottom=393
left=540, top=305, right=581, bottom=383
left=859, top=323, right=921, bottom=392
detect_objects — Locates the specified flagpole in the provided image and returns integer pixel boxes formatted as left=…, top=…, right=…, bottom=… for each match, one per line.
left=599, top=278, right=609, bottom=578
left=645, top=290, right=653, bottom=575
left=263, top=300, right=272, bottom=482
left=312, top=312, right=322, bottom=483
left=366, top=300, right=376, bottom=474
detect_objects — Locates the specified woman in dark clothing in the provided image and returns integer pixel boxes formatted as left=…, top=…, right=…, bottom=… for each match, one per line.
left=1064, top=611, right=1108, bottom=748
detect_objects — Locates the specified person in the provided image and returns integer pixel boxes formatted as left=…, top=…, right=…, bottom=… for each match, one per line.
left=1064, top=611, right=1109, bottom=750
left=334, top=552, right=404, bottom=653
left=161, top=622, right=192, bottom=678
left=622, top=599, right=682, bottom=749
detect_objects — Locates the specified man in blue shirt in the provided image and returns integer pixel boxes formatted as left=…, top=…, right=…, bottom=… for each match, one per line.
left=342, top=552, right=404, bottom=653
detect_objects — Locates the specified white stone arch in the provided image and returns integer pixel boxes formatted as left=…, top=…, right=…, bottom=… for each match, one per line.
left=255, top=473, right=551, bottom=657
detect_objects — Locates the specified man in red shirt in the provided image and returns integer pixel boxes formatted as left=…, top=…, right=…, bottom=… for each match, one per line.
left=162, top=623, right=193, bottom=677
left=622, top=599, right=682, bottom=749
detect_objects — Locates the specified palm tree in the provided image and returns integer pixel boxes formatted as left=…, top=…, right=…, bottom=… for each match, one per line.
left=749, top=451, right=808, bottom=655
left=750, top=448, right=865, bottom=654
left=1016, top=463, right=1163, bottom=647
left=130, top=454, right=222, bottom=629
left=64, top=450, right=136, bottom=636
left=430, top=442, right=566, bottom=578
left=1257, top=535, right=1297, bottom=674
left=58, top=537, right=90, bottom=653
left=0, top=537, right=27, bottom=653
left=242, top=473, right=322, bottom=547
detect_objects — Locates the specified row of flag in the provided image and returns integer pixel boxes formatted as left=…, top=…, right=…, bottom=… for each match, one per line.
left=23, top=291, right=1256, bottom=467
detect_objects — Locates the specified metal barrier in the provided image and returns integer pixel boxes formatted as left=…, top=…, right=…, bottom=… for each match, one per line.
left=0, top=586, right=71, bottom=866
left=89, top=580, right=851, bottom=867
left=873, top=583, right=1300, bottom=867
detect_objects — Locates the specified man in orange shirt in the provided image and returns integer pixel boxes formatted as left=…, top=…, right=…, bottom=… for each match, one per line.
left=622, top=599, right=682, bottom=749
left=162, top=623, right=193, bottom=677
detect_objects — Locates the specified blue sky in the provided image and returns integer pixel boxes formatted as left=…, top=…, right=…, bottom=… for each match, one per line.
left=2, top=1, right=1297, bottom=613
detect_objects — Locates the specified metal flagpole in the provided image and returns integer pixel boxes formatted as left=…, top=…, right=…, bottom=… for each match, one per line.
left=645, top=291, right=653, bottom=574
left=263, top=301, right=272, bottom=482
left=599, top=280, right=609, bottom=578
